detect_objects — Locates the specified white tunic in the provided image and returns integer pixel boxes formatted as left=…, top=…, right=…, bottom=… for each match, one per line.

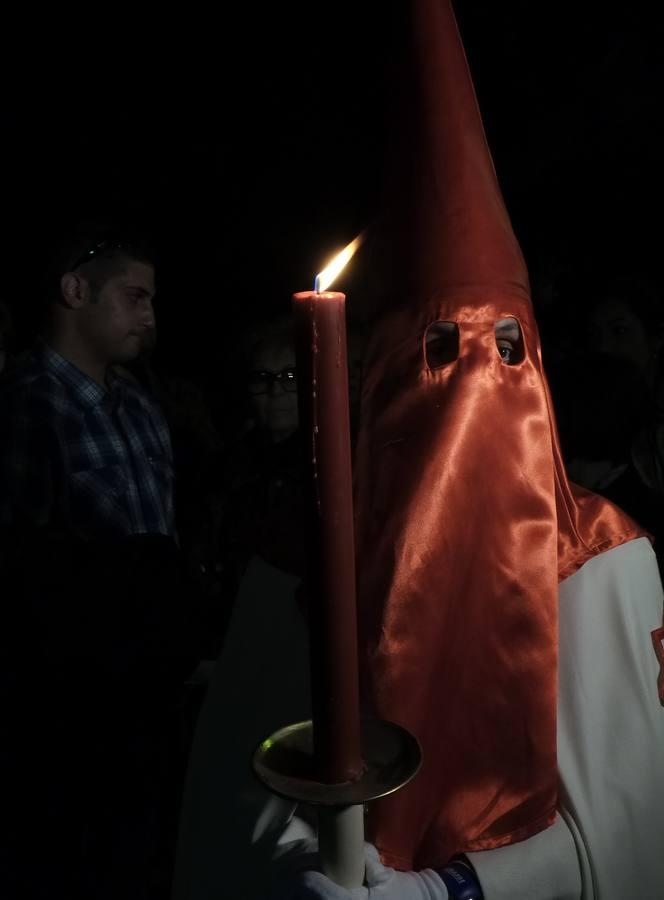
left=556, top=536, right=664, bottom=898
left=173, top=538, right=664, bottom=899
left=468, top=536, right=664, bottom=899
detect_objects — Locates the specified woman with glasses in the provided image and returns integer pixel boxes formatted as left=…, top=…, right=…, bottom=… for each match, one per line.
left=245, top=316, right=300, bottom=446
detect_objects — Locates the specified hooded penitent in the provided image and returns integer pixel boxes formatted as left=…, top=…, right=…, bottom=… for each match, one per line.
left=354, top=0, right=643, bottom=870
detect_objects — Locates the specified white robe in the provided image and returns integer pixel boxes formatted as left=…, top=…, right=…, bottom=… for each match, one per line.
left=468, top=536, right=664, bottom=900
left=173, top=538, right=664, bottom=899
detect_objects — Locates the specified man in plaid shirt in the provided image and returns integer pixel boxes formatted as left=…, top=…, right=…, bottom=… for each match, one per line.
left=0, top=231, right=175, bottom=544
left=0, top=229, right=186, bottom=899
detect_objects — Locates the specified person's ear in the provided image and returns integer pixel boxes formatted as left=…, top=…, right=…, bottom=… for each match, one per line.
left=60, top=272, right=90, bottom=309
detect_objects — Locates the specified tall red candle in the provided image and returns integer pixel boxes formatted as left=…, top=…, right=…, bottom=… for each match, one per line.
left=292, top=289, right=363, bottom=783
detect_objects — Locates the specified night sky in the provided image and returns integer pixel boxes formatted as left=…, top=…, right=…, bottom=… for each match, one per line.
left=4, top=1, right=662, bottom=376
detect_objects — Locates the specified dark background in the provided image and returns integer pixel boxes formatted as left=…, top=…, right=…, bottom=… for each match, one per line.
left=3, top=1, right=662, bottom=376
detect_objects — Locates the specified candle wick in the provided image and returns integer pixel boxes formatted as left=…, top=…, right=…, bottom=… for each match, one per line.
left=314, top=274, right=321, bottom=294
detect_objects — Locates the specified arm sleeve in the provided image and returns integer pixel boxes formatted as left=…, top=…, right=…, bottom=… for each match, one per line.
left=466, top=813, right=583, bottom=900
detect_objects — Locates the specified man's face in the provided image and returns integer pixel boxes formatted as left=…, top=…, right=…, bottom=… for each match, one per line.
left=80, top=260, right=156, bottom=366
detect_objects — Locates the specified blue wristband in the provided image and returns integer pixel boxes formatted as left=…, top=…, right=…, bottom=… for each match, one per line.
left=436, top=856, right=484, bottom=900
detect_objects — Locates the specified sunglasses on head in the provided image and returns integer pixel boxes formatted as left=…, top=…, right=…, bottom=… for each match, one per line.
left=69, top=238, right=131, bottom=272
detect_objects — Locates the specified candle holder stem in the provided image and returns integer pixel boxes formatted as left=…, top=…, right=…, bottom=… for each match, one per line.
left=318, top=804, right=366, bottom=889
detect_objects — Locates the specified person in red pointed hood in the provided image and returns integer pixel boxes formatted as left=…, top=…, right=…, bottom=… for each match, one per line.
left=173, top=1, right=664, bottom=898
left=348, top=0, right=664, bottom=895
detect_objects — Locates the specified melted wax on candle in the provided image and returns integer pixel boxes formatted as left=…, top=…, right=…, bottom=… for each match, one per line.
left=311, top=298, right=322, bottom=514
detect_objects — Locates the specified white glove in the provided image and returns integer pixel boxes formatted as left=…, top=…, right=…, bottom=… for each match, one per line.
left=273, top=843, right=449, bottom=899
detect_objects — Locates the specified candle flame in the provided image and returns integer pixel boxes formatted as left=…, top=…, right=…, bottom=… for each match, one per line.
left=315, top=232, right=364, bottom=293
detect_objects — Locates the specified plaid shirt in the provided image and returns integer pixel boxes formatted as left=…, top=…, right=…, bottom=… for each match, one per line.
left=0, top=341, right=175, bottom=541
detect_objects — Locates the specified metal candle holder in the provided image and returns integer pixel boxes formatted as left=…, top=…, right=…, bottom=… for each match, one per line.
left=253, top=717, right=422, bottom=888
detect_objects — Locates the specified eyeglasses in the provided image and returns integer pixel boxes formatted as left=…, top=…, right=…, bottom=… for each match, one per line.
left=69, top=238, right=130, bottom=272
left=247, top=368, right=298, bottom=395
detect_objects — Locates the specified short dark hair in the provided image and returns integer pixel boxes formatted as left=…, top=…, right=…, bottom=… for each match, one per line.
left=42, top=221, right=156, bottom=306
left=73, top=245, right=155, bottom=301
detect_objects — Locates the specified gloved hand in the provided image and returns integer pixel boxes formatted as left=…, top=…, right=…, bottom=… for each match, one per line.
left=274, top=843, right=449, bottom=899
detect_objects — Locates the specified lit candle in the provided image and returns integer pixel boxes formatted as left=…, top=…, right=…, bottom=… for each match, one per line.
left=293, top=234, right=364, bottom=783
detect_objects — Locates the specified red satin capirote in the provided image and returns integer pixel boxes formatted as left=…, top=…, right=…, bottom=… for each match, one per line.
left=354, top=0, right=645, bottom=871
